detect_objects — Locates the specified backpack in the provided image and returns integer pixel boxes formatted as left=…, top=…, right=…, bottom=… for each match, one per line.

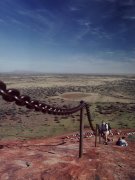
left=101, top=123, right=108, bottom=131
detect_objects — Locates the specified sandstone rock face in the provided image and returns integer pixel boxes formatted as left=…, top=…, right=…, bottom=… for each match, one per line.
left=0, top=130, right=135, bottom=180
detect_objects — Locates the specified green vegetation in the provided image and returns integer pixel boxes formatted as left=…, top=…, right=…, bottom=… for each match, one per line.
left=0, top=102, right=134, bottom=140
left=0, top=74, right=135, bottom=140
left=90, top=102, right=135, bottom=129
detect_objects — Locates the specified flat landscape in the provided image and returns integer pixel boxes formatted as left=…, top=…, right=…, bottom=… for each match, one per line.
left=0, top=73, right=135, bottom=140
left=0, top=73, right=135, bottom=180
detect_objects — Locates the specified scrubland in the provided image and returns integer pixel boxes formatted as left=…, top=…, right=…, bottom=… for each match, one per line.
left=0, top=73, right=135, bottom=140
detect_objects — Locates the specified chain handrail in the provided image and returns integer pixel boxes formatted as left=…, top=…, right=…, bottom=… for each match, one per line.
left=0, top=80, right=95, bottom=157
left=0, top=80, right=84, bottom=115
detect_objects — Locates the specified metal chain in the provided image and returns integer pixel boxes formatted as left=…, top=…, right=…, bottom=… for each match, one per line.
left=0, top=80, right=85, bottom=115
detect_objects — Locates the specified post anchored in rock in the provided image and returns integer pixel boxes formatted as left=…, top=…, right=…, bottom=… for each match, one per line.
left=79, top=101, right=84, bottom=158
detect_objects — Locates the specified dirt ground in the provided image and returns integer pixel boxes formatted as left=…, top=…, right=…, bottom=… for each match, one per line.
left=0, top=130, right=135, bottom=180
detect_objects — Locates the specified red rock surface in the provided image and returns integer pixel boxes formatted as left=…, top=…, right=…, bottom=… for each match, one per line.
left=0, top=130, right=135, bottom=180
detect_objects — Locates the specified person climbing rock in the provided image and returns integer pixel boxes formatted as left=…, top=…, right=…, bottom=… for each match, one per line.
left=100, top=121, right=110, bottom=145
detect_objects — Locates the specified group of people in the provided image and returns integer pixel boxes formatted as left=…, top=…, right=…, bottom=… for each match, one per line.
left=100, top=121, right=128, bottom=146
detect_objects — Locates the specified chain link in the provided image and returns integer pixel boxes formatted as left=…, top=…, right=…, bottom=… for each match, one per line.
left=0, top=80, right=84, bottom=115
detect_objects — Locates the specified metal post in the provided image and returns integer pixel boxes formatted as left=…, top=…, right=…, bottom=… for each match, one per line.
left=95, top=124, right=98, bottom=147
left=79, top=106, right=83, bottom=158
left=98, top=124, right=101, bottom=144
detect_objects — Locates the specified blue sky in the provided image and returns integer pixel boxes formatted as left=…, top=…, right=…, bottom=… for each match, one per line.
left=0, top=0, right=135, bottom=74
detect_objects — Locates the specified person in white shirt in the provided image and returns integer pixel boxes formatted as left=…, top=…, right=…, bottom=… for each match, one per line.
left=100, top=121, right=110, bottom=145
left=116, top=136, right=128, bottom=146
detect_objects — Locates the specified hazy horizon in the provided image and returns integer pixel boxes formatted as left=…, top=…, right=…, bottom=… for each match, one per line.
left=0, top=70, right=135, bottom=76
